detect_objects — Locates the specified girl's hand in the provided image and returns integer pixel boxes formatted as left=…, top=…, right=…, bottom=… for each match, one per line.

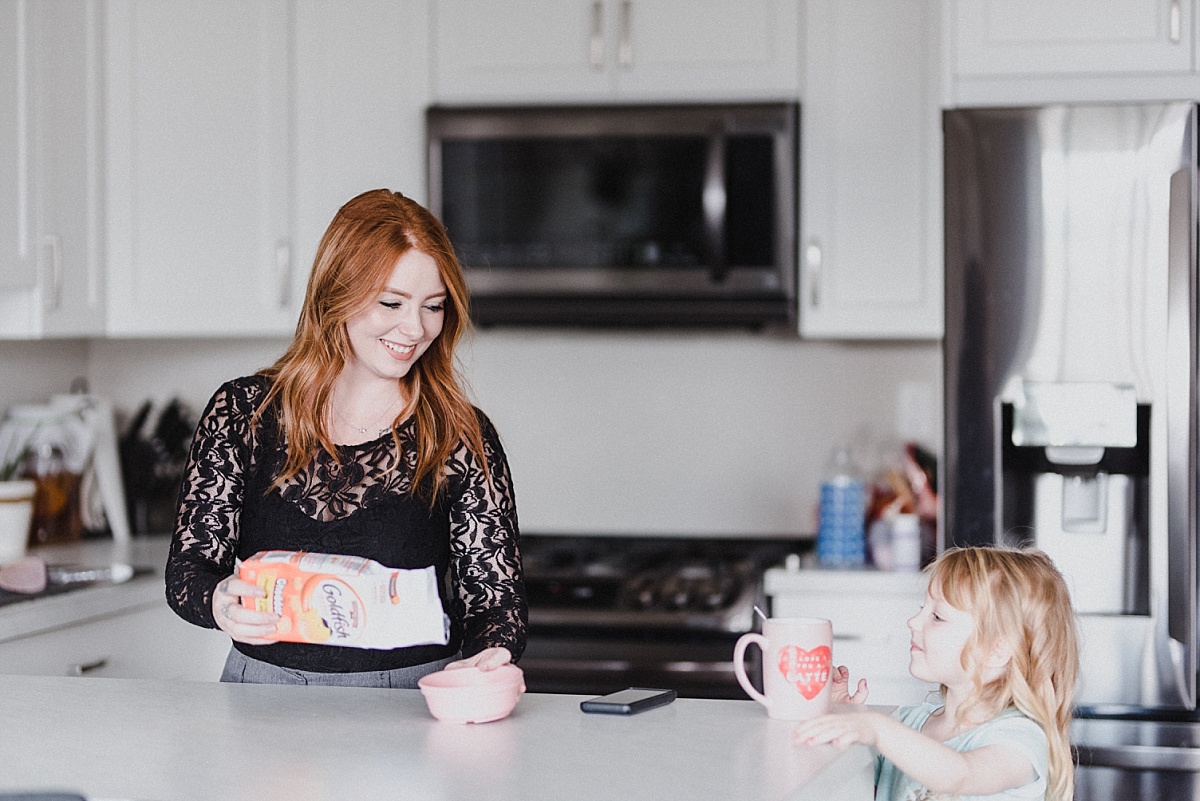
left=793, top=708, right=883, bottom=749
left=446, top=646, right=513, bottom=671
left=212, top=576, right=280, bottom=645
left=830, top=665, right=869, bottom=705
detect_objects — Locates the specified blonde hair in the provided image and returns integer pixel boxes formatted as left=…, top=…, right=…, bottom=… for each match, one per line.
left=929, top=546, right=1079, bottom=801
left=255, top=189, right=486, bottom=500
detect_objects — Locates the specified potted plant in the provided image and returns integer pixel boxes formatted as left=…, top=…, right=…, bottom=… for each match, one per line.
left=0, top=435, right=36, bottom=565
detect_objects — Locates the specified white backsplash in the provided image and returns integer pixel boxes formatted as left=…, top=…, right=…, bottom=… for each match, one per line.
left=0, top=340, right=90, bottom=413
left=4, top=332, right=940, bottom=537
left=459, top=331, right=941, bottom=536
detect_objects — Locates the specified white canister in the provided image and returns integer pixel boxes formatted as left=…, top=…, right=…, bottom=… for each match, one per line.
left=891, top=513, right=923, bottom=572
left=0, top=479, right=36, bottom=564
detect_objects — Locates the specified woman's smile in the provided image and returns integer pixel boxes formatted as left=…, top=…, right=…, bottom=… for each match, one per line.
left=381, top=338, right=417, bottom=360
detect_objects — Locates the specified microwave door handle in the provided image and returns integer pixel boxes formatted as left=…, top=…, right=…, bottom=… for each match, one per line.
left=703, top=131, right=727, bottom=282
left=590, top=2, right=605, bottom=69
left=618, top=0, right=633, bottom=67
left=1165, top=165, right=1197, bottom=708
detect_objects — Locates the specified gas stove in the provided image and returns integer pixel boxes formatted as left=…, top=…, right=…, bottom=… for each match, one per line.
left=522, top=535, right=789, bottom=632
left=518, top=533, right=802, bottom=699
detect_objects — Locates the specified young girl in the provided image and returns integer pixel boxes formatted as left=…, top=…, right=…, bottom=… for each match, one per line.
left=794, top=546, right=1079, bottom=801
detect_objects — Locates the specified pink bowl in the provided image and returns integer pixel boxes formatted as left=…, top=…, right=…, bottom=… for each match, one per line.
left=418, top=664, right=525, bottom=724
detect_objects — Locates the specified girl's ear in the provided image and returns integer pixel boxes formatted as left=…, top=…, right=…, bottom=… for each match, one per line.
left=982, top=639, right=1013, bottom=679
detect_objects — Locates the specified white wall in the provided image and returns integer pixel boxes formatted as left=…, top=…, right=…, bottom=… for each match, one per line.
left=0, top=340, right=91, bottom=411
left=86, top=338, right=290, bottom=416
left=84, top=331, right=941, bottom=537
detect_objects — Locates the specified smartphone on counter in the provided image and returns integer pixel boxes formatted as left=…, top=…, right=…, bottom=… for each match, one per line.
left=580, top=687, right=677, bottom=715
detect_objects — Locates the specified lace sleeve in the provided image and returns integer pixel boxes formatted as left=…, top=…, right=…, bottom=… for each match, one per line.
left=164, top=378, right=260, bottom=629
left=446, top=412, right=528, bottom=660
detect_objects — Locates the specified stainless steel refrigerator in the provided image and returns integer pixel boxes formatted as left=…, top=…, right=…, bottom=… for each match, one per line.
left=944, top=103, right=1200, bottom=799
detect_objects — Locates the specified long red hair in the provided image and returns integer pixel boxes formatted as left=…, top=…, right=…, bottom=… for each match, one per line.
left=255, top=189, right=485, bottom=499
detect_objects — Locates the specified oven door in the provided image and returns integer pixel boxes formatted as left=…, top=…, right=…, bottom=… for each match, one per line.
left=519, top=627, right=761, bottom=700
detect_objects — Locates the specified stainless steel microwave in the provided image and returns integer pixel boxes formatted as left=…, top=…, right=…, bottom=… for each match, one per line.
left=426, top=103, right=798, bottom=328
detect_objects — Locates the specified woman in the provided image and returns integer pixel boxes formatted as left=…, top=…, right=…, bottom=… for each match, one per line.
left=165, top=189, right=526, bottom=687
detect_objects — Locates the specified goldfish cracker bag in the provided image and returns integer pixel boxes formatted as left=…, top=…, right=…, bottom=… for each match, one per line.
left=238, top=551, right=450, bottom=650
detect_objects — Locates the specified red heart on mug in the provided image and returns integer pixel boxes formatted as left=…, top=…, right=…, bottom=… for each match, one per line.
left=777, top=645, right=831, bottom=700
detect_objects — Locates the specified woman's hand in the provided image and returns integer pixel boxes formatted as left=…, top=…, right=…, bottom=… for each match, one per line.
left=445, top=646, right=513, bottom=671
left=793, top=707, right=884, bottom=749
left=212, top=576, right=280, bottom=645
left=830, top=665, right=869, bottom=705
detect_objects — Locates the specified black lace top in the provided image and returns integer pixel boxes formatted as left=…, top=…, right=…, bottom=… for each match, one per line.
left=164, top=375, right=527, bottom=672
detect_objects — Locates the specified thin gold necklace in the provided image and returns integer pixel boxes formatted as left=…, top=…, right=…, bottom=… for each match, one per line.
left=333, top=395, right=402, bottom=438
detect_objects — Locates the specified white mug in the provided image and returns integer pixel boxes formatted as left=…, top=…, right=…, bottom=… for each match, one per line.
left=733, top=617, right=833, bottom=721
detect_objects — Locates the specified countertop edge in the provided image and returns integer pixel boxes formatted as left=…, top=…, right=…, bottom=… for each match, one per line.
left=0, top=536, right=171, bottom=643
left=0, top=576, right=166, bottom=643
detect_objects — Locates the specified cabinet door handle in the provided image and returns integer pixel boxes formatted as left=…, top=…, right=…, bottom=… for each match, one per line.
left=618, top=0, right=633, bottom=67
left=1171, top=0, right=1182, bottom=43
left=42, top=234, right=63, bottom=311
left=589, top=1, right=605, bottom=68
left=275, top=240, right=291, bottom=309
left=70, top=657, right=109, bottom=676
left=805, top=240, right=823, bottom=308
left=703, top=129, right=727, bottom=279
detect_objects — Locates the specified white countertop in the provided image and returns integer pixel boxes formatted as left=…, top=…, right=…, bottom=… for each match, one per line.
left=0, top=674, right=875, bottom=801
left=0, top=541, right=877, bottom=799
left=0, top=536, right=171, bottom=644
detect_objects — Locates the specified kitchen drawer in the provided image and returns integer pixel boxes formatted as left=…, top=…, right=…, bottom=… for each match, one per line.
left=822, top=633, right=932, bottom=707
left=0, top=600, right=230, bottom=681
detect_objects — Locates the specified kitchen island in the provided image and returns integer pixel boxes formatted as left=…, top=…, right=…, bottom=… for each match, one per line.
left=0, top=673, right=874, bottom=801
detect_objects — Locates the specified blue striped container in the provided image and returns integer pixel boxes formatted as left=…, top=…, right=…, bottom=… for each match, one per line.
left=816, top=475, right=867, bottom=568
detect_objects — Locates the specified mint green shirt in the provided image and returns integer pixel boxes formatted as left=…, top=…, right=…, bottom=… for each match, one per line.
left=874, top=702, right=1048, bottom=801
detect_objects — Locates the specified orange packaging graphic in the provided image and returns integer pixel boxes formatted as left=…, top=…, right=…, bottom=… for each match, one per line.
left=237, top=551, right=449, bottom=650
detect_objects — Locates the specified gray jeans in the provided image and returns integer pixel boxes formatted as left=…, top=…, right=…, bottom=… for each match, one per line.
left=220, top=647, right=456, bottom=688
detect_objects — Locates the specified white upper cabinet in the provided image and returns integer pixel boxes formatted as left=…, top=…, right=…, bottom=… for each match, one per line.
left=104, top=1, right=297, bottom=337
left=293, top=0, right=431, bottom=280
left=946, top=0, right=1200, bottom=105
left=432, top=0, right=800, bottom=103
left=0, top=0, right=105, bottom=339
left=799, top=0, right=942, bottom=340
left=0, top=0, right=26, bottom=295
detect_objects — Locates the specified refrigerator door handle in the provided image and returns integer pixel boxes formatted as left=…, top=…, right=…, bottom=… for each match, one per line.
left=1165, top=165, right=1197, bottom=709
left=1078, top=742, right=1200, bottom=772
